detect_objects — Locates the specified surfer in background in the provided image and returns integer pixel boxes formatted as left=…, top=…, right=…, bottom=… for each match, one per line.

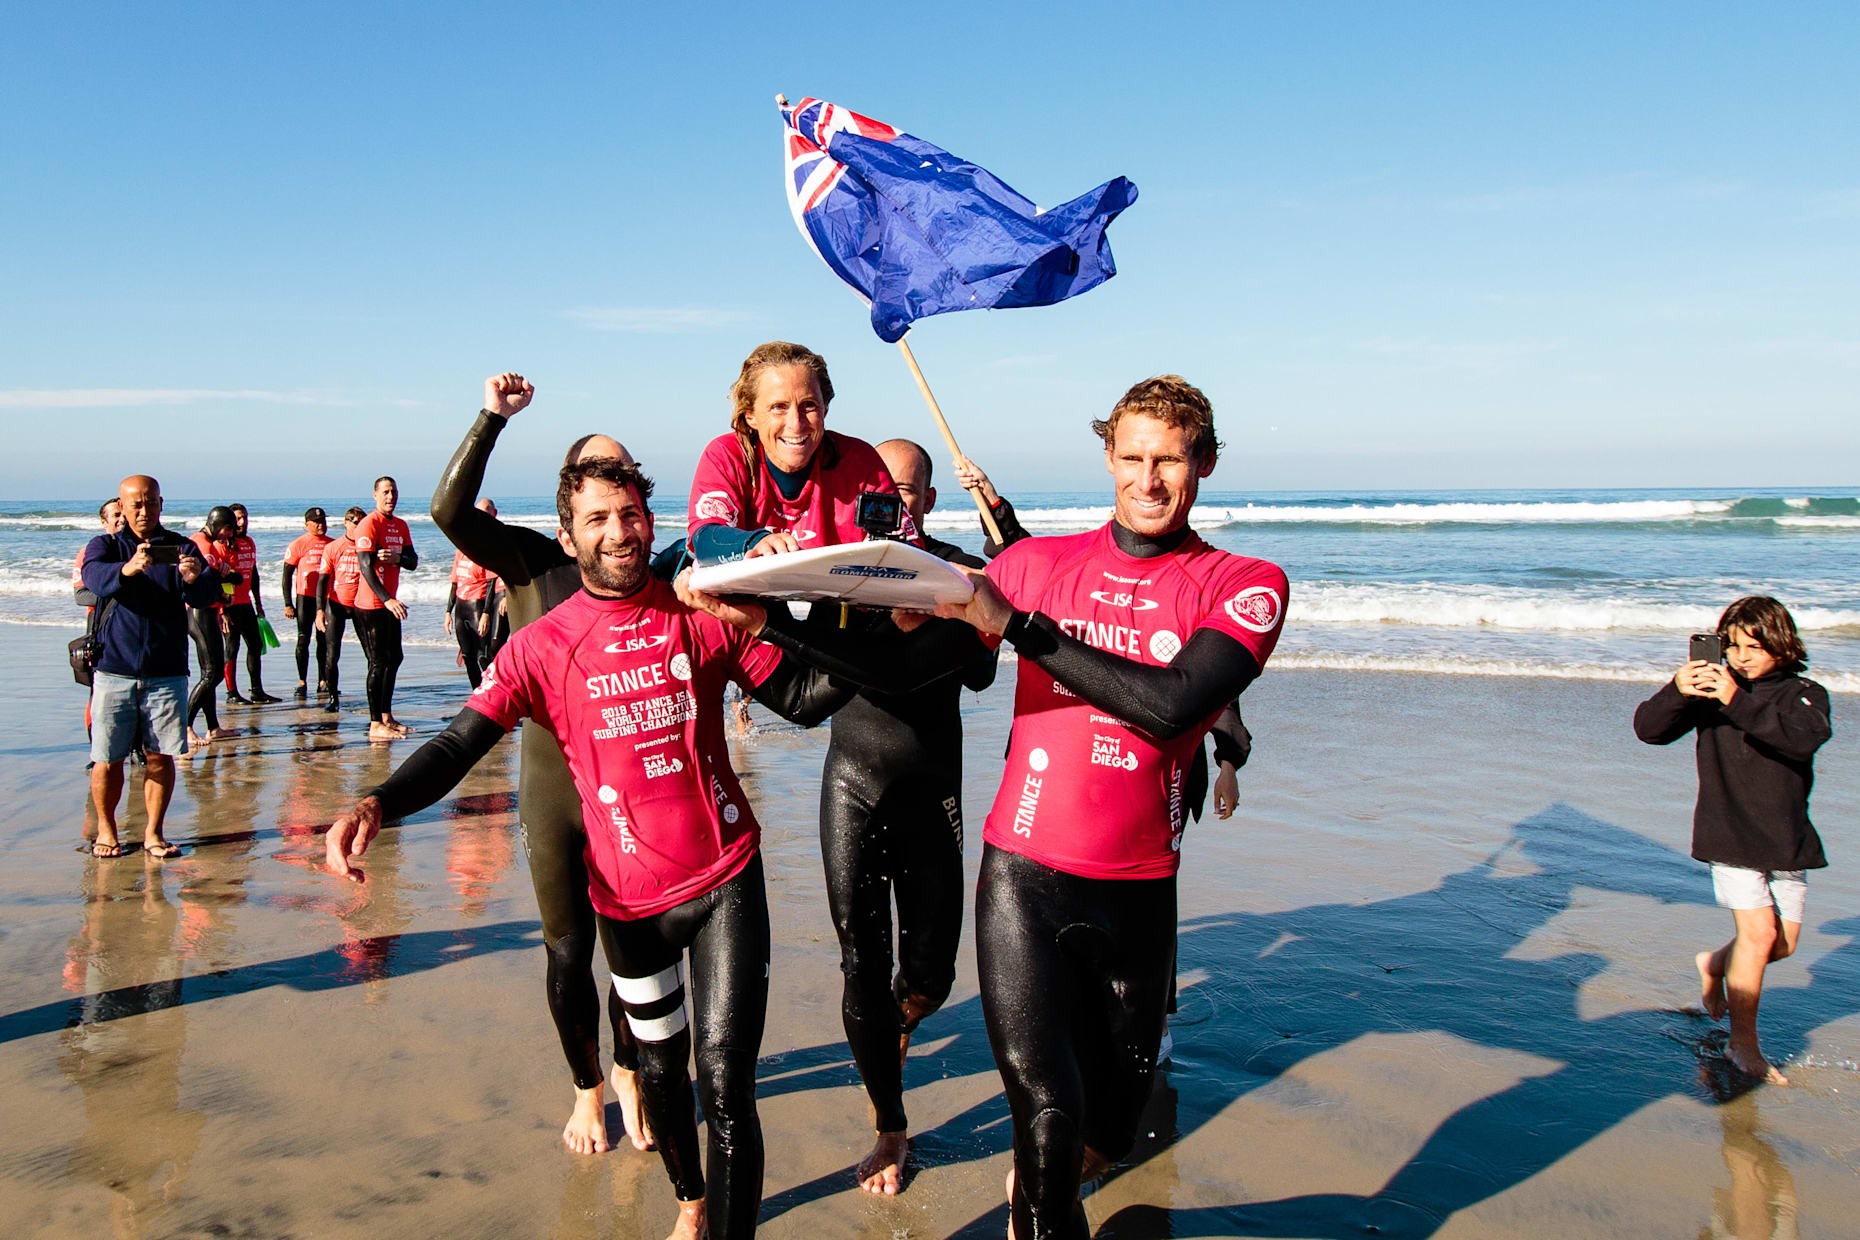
left=315, top=508, right=366, bottom=716
left=184, top=506, right=241, bottom=754
left=281, top=507, right=332, bottom=699
left=933, top=376, right=1287, bottom=1240
left=442, top=499, right=500, bottom=690
left=429, top=372, right=657, bottom=1158
left=221, top=502, right=279, bottom=704
left=351, top=476, right=418, bottom=741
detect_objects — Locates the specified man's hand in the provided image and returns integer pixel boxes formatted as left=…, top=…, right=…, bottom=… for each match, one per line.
left=378, top=547, right=401, bottom=567
left=484, top=372, right=535, bottom=419
left=284, top=605, right=296, bottom=620
left=326, top=796, right=385, bottom=882
left=316, top=609, right=329, bottom=633
left=219, top=611, right=230, bottom=634
left=386, top=598, right=409, bottom=621
left=121, top=543, right=153, bottom=578
left=934, top=568, right=1013, bottom=636
left=1696, top=661, right=1737, bottom=705
left=443, top=611, right=454, bottom=635
left=953, top=456, right=1001, bottom=507
left=891, top=609, right=933, bottom=633
left=745, top=531, right=802, bottom=559
left=1212, top=762, right=1240, bottom=820
left=674, top=569, right=768, bottom=634
left=477, top=611, right=491, bottom=638
left=178, top=550, right=203, bottom=583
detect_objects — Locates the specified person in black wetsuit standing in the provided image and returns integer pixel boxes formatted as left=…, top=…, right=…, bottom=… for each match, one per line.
left=429, top=371, right=654, bottom=1157
left=811, top=437, right=995, bottom=1195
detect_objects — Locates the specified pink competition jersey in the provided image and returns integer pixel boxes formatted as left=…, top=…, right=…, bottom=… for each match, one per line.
left=465, top=579, right=783, bottom=920
left=449, top=550, right=493, bottom=602
left=226, top=534, right=259, bottom=606
left=982, top=523, right=1288, bottom=881
left=285, top=531, right=331, bottom=597
left=320, top=536, right=362, bottom=607
left=686, top=430, right=916, bottom=550
left=351, top=512, right=412, bottom=610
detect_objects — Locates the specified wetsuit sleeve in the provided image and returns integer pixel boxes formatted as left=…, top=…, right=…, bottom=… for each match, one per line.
left=1632, top=680, right=1699, bottom=745
left=356, top=546, right=390, bottom=604
left=1718, top=679, right=1833, bottom=763
left=398, top=541, right=418, bottom=572
left=1211, top=702, right=1252, bottom=769
left=365, top=710, right=507, bottom=821
left=982, top=495, right=1031, bottom=558
left=445, top=582, right=458, bottom=612
left=281, top=562, right=296, bottom=609
left=691, top=524, right=770, bottom=563
left=757, top=606, right=996, bottom=697
left=316, top=569, right=332, bottom=610
left=1006, top=612, right=1264, bottom=741
left=429, top=410, right=534, bottom=584
left=744, top=653, right=854, bottom=727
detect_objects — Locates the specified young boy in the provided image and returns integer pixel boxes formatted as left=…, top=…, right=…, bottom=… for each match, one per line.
left=1634, top=596, right=1832, bottom=1083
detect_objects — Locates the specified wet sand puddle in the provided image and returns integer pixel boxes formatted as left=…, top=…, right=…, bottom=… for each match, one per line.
left=1, top=626, right=1858, bottom=1237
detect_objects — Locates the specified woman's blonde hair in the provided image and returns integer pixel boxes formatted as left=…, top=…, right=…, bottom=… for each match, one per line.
left=728, top=341, right=834, bottom=468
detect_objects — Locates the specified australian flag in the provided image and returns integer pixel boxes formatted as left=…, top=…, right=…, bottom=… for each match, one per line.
left=780, top=96, right=1137, bottom=343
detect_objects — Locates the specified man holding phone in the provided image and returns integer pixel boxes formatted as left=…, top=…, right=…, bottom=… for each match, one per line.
left=79, top=475, right=223, bottom=858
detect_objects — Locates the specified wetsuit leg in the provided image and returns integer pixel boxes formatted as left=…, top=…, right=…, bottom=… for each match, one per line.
left=886, top=770, right=965, bottom=1028
left=819, top=750, right=966, bottom=1135
left=517, top=730, right=636, bottom=1086
left=186, top=609, right=225, bottom=732
left=597, top=856, right=769, bottom=1240
left=228, top=602, right=265, bottom=694
left=352, top=610, right=402, bottom=721
left=453, top=598, right=484, bottom=689
left=293, top=595, right=319, bottom=685
left=323, top=602, right=349, bottom=696
left=976, top=845, right=1174, bottom=1240
left=223, top=603, right=245, bottom=693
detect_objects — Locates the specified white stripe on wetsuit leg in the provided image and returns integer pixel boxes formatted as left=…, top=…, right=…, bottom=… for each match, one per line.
left=612, top=963, right=683, bottom=1005
left=626, top=1005, right=690, bottom=1043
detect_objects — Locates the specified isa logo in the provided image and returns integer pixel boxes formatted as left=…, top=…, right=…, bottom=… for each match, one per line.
left=1225, top=586, right=1282, bottom=633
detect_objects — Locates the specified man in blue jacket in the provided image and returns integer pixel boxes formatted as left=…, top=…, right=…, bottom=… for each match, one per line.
left=80, top=475, right=222, bottom=858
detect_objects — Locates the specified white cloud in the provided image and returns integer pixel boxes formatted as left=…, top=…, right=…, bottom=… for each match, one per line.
left=563, top=307, right=749, bottom=333
left=0, top=389, right=424, bottom=410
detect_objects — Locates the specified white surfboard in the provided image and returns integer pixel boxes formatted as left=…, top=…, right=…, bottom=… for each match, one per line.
left=687, top=539, right=975, bottom=609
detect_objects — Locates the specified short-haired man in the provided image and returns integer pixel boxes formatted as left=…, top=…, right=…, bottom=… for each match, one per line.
left=329, top=457, right=883, bottom=1240
left=934, top=376, right=1288, bottom=1239
left=282, top=507, right=333, bottom=697
left=81, top=476, right=223, bottom=857
left=352, top=477, right=419, bottom=740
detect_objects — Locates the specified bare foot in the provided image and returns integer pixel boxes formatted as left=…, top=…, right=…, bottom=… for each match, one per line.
left=611, top=1064, right=655, bottom=1151
left=1696, top=950, right=1728, bottom=1021
left=207, top=727, right=236, bottom=741
left=367, top=721, right=401, bottom=742
left=563, top=1084, right=610, bottom=1155
left=667, top=1197, right=707, bottom=1240
left=1727, top=1043, right=1789, bottom=1085
left=383, top=717, right=412, bottom=736
left=857, top=1130, right=908, bottom=1195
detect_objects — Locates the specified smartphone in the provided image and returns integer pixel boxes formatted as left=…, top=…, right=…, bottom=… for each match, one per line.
left=145, top=543, right=183, bottom=565
left=1689, top=633, right=1724, bottom=664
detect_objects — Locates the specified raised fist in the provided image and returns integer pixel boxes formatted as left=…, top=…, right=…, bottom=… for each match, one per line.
left=484, top=372, right=535, bottom=419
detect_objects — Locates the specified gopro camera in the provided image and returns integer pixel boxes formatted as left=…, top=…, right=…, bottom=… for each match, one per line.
left=855, top=490, right=904, bottom=540
left=1689, top=633, right=1724, bottom=664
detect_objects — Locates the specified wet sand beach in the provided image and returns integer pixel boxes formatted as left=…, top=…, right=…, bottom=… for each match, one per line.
left=2, top=621, right=1857, bottom=1238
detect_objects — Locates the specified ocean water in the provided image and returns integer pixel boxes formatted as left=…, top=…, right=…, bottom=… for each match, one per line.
left=8, top=486, right=1858, bottom=691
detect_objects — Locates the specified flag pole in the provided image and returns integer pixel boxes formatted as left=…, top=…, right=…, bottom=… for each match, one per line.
left=895, top=336, right=1005, bottom=547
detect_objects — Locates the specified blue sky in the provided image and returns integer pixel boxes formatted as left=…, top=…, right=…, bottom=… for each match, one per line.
left=3, top=2, right=1855, bottom=500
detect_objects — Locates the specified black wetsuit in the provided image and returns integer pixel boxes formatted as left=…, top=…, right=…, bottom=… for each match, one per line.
left=933, top=517, right=1272, bottom=1240
left=354, top=542, right=415, bottom=723
left=316, top=572, right=353, bottom=700
left=445, top=580, right=490, bottom=690
left=282, top=562, right=329, bottom=690
left=364, top=627, right=865, bottom=1240
left=186, top=607, right=227, bottom=732
left=814, top=535, right=995, bottom=1135
left=430, top=409, right=640, bottom=1089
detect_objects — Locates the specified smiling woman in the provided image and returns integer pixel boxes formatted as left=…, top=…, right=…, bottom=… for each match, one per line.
left=684, top=341, right=908, bottom=565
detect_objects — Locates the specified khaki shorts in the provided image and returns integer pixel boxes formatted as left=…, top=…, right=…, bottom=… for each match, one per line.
left=1710, top=863, right=1807, bottom=925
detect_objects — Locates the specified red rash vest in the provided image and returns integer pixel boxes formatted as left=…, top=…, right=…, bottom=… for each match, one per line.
left=464, top=579, right=782, bottom=920
left=686, top=430, right=915, bottom=549
left=226, top=534, right=259, bottom=606
left=449, top=550, right=493, bottom=602
left=351, top=512, right=413, bottom=610
left=982, top=522, right=1288, bottom=880
left=285, top=531, right=332, bottom=598
left=189, top=531, right=237, bottom=608
left=320, top=536, right=362, bottom=607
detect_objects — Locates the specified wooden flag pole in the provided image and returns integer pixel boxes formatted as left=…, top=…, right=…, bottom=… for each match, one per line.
left=895, top=336, right=1005, bottom=547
